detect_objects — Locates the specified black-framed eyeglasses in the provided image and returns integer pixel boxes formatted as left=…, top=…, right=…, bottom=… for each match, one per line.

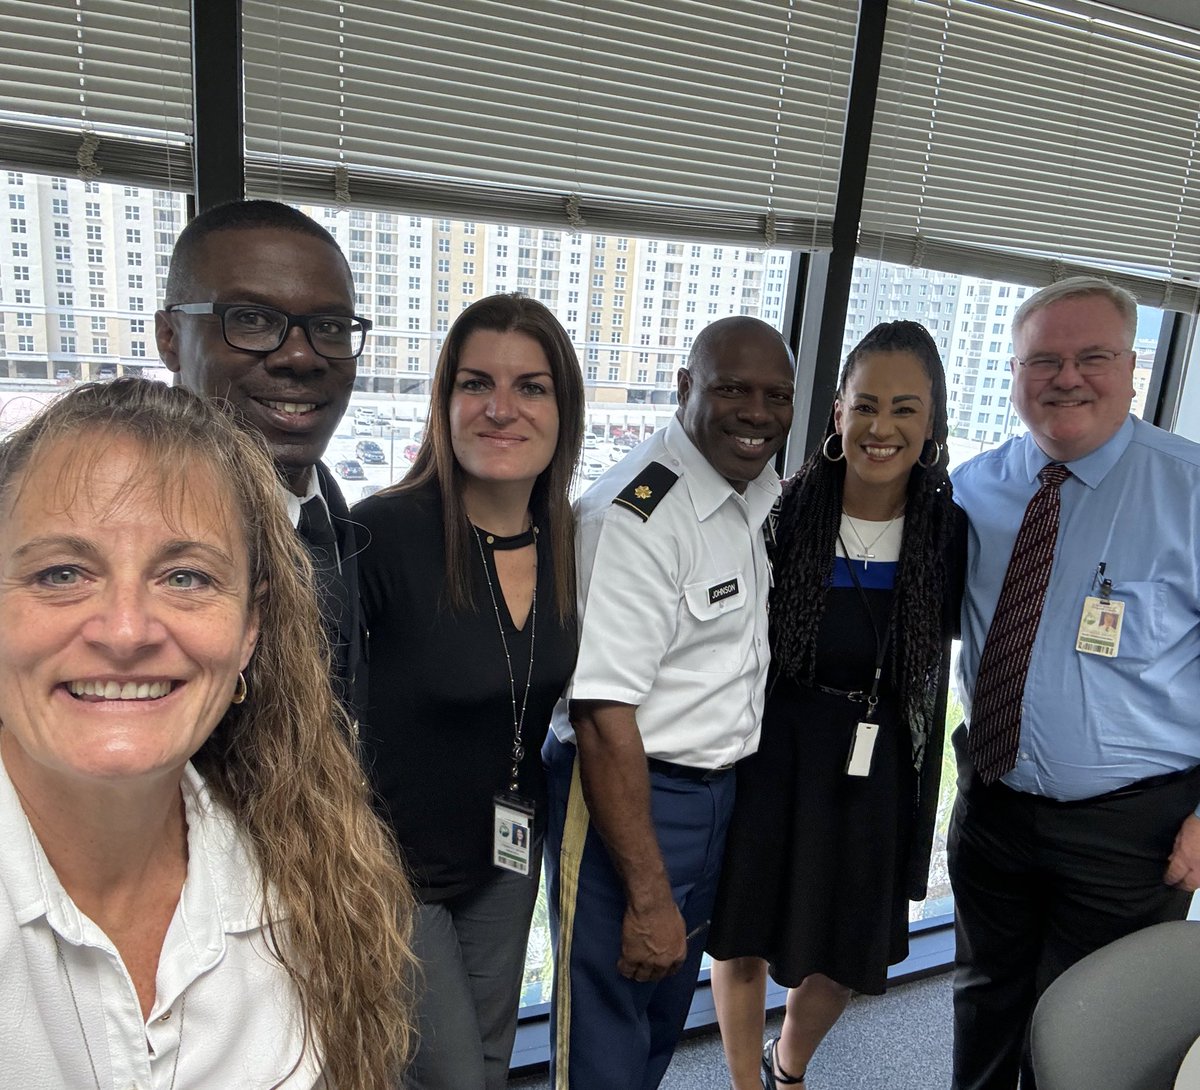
left=1012, top=348, right=1131, bottom=378
left=166, top=302, right=373, bottom=360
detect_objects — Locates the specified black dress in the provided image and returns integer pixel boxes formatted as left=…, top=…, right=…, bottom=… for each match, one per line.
left=707, top=509, right=964, bottom=995
left=354, top=480, right=577, bottom=903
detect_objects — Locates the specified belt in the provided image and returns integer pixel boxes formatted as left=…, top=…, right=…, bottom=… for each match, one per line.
left=647, top=757, right=734, bottom=783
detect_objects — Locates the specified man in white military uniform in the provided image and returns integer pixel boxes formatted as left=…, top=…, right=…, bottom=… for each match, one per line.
left=543, top=316, right=796, bottom=1090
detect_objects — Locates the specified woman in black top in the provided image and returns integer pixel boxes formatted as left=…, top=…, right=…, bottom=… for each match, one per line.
left=356, top=294, right=584, bottom=1090
left=707, top=322, right=965, bottom=1089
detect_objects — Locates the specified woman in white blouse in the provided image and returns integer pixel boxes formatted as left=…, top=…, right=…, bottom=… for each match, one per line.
left=0, top=378, right=416, bottom=1089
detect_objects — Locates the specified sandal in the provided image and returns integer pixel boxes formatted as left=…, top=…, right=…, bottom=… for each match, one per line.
left=761, top=1037, right=806, bottom=1088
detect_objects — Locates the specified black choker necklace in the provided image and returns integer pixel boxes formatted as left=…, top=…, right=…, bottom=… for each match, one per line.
left=473, top=525, right=538, bottom=551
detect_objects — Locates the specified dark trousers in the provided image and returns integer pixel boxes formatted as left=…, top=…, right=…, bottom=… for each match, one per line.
left=948, top=726, right=1200, bottom=1090
left=543, top=734, right=735, bottom=1090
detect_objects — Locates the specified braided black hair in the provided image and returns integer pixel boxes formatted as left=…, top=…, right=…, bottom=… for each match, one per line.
left=771, top=320, right=956, bottom=766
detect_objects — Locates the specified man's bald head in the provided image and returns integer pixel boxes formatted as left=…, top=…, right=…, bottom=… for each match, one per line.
left=676, top=316, right=795, bottom=492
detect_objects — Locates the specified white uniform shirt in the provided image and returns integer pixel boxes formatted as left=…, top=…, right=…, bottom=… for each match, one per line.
left=552, top=414, right=780, bottom=767
left=0, top=760, right=324, bottom=1089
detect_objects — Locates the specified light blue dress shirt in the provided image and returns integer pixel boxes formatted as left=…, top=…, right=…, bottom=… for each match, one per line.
left=954, top=415, right=1200, bottom=800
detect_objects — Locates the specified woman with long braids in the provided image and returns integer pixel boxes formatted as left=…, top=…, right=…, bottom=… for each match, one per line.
left=707, top=321, right=965, bottom=1089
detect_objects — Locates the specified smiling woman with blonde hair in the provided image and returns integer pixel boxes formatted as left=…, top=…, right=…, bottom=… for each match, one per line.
left=0, top=377, right=416, bottom=1089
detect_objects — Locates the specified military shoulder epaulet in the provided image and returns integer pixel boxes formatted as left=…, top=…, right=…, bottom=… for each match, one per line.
left=612, top=461, right=679, bottom=522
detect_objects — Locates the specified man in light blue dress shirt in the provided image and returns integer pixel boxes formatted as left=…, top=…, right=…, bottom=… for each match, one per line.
left=951, top=277, right=1200, bottom=1090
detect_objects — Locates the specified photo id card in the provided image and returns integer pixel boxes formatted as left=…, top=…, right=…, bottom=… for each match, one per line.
left=1076, top=595, right=1124, bottom=658
left=846, top=721, right=879, bottom=778
left=493, top=793, right=535, bottom=876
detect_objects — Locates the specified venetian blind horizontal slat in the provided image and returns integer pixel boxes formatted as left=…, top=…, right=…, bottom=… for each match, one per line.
left=860, top=0, right=1200, bottom=312
left=243, top=0, right=857, bottom=248
left=0, top=0, right=193, bottom=189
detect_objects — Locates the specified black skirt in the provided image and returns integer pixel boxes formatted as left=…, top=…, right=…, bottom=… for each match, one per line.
left=707, top=586, right=915, bottom=995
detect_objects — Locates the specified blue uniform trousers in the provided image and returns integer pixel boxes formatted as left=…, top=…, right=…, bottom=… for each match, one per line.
left=543, top=734, right=735, bottom=1090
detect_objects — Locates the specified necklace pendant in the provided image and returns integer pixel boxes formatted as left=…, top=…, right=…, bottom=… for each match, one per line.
left=857, top=550, right=874, bottom=566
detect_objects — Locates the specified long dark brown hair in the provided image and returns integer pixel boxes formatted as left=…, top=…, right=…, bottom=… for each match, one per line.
left=387, top=292, right=585, bottom=620
left=771, top=321, right=955, bottom=767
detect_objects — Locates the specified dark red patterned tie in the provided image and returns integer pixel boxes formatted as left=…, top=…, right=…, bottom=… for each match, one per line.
left=968, top=463, right=1071, bottom=785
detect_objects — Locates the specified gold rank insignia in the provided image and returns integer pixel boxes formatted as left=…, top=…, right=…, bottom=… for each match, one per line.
left=613, top=461, right=679, bottom=522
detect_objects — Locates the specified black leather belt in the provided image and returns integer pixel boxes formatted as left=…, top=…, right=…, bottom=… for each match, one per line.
left=647, top=757, right=734, bottom=782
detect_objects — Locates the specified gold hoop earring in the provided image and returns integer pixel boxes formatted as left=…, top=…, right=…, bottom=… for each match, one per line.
left=822, top=433, right=845, bottom=462
left=917, top=440, right=942, bottom=469
left=231, top=672, right=247, bottom=705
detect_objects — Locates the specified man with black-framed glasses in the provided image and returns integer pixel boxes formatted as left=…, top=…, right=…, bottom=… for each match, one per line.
left=156, top=199, right=368, bottom=719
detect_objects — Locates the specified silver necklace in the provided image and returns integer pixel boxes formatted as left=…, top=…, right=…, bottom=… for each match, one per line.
left=52, top=931, right=187, bottom=1090
left=472, top=523, right=537, bottom=794
left=843, top=512, right=902, bottom=568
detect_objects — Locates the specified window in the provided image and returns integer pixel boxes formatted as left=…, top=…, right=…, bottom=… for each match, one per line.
left=14, top=289, right=30, bottom=304
left=10, top=217, right=26, bottom=233
left=17, top=335, right=34, bottom=352
left=93, top=338, right=108, bottom=354
left=57, top=291, right=73, bottom=307
left=55, top=245, right=71, bottom=262
left=8, top=194, right=23, bottom=210
left=15, top=312, right=31, bottom=327
left=53, top=222, right=70, bottom=239
left=86, top=201, right=101, bottom=218
left=56, top=268, right=72, bottom=285
left=59, top=314, right=75, bottom=330
left=60, top=335, right=76, bottom=353
left=130, top=340, right=147, bottom=357
left=11, top=241, right=27, bottom=257
left=126, top=229, right=141, bottom=245
left=52, top=198, right=69, bottom=216
left=88, top=247, right=103, bottom=263
left=125, top=205, right=140, bottom=220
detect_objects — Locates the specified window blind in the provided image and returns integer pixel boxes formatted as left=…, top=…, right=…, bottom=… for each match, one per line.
left=859, top=0, right=1200, bottom=312
left=243, top=0, right=857, bottom=248
left=0, top=0, right=193, bottom=189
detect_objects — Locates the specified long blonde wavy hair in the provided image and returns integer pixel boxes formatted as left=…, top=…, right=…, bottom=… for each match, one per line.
left=0, top=378, right=417, bottom=1090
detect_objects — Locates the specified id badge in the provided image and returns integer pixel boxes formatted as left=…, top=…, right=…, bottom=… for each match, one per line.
left=493, top=793, right=535, bottom=877
left=1076, top=595, right=1124, bottom=658
left=846, top=721, right=879, bottom=778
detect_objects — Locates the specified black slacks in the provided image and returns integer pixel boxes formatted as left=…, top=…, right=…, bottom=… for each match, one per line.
left=948, top=726, right=1200, bottom=1090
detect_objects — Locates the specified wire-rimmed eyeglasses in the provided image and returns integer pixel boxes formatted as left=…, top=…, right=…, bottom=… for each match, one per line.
left=166, top=302, right=373, bottom=361
left=1012, top=348, right=1131, bottom=378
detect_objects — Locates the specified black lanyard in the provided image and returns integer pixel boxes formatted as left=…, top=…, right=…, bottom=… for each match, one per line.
left=836, top=533, right=892, bottom=722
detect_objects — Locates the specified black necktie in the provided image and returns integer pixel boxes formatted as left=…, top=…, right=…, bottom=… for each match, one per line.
left=297, top=496, right=351, bottom=677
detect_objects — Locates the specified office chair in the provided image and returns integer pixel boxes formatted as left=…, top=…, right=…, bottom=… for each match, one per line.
left=1031, top=920, right=1200, bottom=1090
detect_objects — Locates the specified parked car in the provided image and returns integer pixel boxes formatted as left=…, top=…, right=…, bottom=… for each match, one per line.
left=402, top=442, right=421, bottom=463
left=97, top=364, right=118, bottom=380
left=581, top=456, right=607, bottom=480
left=355, top=440, right=386, bottom=464
left=353, top=419, right=375, bottom=437
left=583, top=432, right=599, bottom=449
left=55, top=369, right=74, bottom=385
left=361, top=484, right=383, bottom=499
left=614, top=434, right=640, bottom=451
left=333, top=459, right=366, bottom=480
